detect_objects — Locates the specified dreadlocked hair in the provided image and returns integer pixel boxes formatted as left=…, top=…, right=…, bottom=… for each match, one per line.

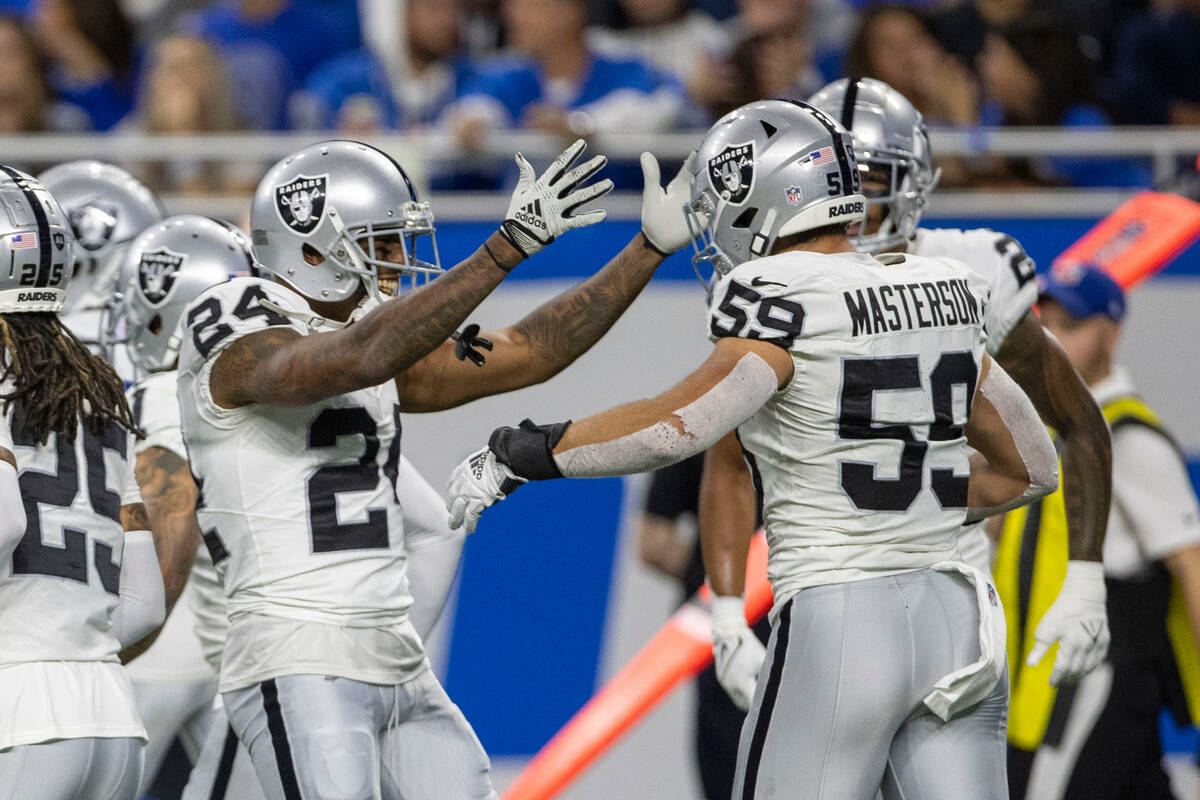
left=0, top=312, right=136, bottom=444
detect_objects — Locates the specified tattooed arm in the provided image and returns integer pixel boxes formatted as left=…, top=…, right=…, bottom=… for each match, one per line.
left=131, top=446, right=200, bottom=612
left=395, top=234, right=665, bottom=412
left=997, top=310, right=1112, bottom=561
left=210, top=233, right=523, bottom=408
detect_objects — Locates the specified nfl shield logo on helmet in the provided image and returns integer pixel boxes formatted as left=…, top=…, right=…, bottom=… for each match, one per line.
left=68, top=202, right=118, bottom=252
left=785, top=186, right=803, bottom=206
left=138, top=247, right=185, bottom=305
left=707, top=142, right=755, bottom=205
left=52, top=232, right=65, bottom=251
left=274, top=173, right=328, bottom=235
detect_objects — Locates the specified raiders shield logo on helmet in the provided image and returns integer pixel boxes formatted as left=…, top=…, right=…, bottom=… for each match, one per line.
left=707, top=142, right=755, bottom=205
left=275, top=173, right=328, bottom=235
left=68, top=202, right=118, bottom=252
left=138, top=247, right=185, bottom=305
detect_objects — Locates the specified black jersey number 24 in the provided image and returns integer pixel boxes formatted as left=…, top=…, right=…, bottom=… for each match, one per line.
left=837, top=352, right=978, bottom=511
left=306, top=405, right=401, bottom=553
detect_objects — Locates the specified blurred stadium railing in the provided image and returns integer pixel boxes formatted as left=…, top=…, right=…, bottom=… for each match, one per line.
left=4, top=127, right=1195, bottom=220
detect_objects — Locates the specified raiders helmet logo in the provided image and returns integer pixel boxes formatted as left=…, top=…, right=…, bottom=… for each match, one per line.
left=274, top=173, right=328, bottom=235
left=68, top=202, right=118, bottom=252
left=137, top=247, right=185, bottom=305
left=707, top=142, right=755, bottom=205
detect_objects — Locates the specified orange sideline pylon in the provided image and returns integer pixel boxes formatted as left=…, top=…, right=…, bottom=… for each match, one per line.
left=502, top=532, right=772, bottom=800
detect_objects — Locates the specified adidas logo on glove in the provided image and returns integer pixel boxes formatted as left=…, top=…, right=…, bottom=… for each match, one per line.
left=514, top=200, right=548, bottom=230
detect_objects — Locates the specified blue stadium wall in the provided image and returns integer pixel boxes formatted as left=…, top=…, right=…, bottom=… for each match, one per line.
left=397, top=216, right=1200, bottom=760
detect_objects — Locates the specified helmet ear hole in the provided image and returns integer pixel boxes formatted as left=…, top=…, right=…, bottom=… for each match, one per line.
left=731, top=207, right=757, bottom=229
left=301, top=244, right=325, bottom=266
left=148, top=314, right=162, bottom=335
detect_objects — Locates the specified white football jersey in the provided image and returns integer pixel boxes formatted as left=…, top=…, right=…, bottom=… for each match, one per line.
left=177, top=277, right=422, bottom=691
left=708, top=250, right=991, bottom=605
left=910, top=227, right=1038, bottom=355
left=123, top=370, right=218, bottom=682
left=0, top=364, right=146, bottom=746
left=911, top=227, right=1039, bottom=571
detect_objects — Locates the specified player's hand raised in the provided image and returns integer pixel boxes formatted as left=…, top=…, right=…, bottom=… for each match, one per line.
left=498, top=139, right=613, bottom=258
left=446, top=446, right=526, bottom=534
left=1027, top=560, right=1110, bottom=686
left=640, top=151, right=697, bottom=255
left=711, top=596, right=766, bottom=711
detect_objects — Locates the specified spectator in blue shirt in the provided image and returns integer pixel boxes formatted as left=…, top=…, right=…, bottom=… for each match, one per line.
left=30, top=0, right=135, bottom=131
left=293, top=0, right=479, bottom=132
left=1104, top=0, right=1200, bottom=126
left=976, top=12, right=1151, bottom=188
left=447, top=0, right=683, bottom=150
left=185, top=0, right=361, bottom=129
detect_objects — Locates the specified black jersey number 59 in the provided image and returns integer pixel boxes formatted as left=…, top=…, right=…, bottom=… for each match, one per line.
left=305, top=406, right=400, bottom=553
left=837, top=352, right=977, bottom=511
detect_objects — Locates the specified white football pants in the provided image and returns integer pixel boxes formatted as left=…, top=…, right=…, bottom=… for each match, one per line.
left=223, top=669, right=497, bottom=800
left=0, top=737, right=143, bottom=800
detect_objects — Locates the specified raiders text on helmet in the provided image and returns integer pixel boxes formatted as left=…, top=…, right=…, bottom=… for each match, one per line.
left=37, top=160, right=165, bottom=312
left=0, top=167, right=75, bottom=314
left=250, top=140, right=441, bottom=303
left=120, top=215, right=256, bottom=373
left=687, top=100, right=867, bottom=276
left=807, top=78, right=940, bottom=253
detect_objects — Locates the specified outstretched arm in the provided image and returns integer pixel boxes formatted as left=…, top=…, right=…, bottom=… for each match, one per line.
left=445, top=337, right=793, bottom=532
left=997, top=310, right=1111, bottom=561
left=396, top=153, right=698, bottom=412
left=211, top=141, right=611, bottom=409
left=395, top=235, right=666, bottom=411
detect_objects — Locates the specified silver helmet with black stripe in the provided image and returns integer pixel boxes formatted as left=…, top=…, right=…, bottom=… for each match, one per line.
left=686, top=99, right=866, bottom=277
left=807, top=78, right=939, bottom=253
left=0, top=167, right=75, bottom=314
left=119, top=215, right=255, bottom=373
left=250, top=140, right=441, bottom=303
left=37, top=160, right=165, bottom=313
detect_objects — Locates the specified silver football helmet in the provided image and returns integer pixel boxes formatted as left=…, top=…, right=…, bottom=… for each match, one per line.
left=119, top=215, right=254, bottom=373
left=807, top=78, right=940, bottom=253
left=37, top=160, right=166, bottom=312
left=250, top=140, right=441, bottom=304
left=0, top=167, right=75, bottom=314
left=686, top=99, right=866, bottom=277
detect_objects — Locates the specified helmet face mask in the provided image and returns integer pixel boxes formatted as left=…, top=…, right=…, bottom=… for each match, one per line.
left=252, top=141, right=443, bottom=306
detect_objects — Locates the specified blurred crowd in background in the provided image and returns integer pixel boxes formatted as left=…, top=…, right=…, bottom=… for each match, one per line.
left=0, top=0, right=1195, bottom=193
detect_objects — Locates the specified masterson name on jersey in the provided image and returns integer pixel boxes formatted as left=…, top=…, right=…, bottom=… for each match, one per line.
left=844, top=278, right=981, bottom=337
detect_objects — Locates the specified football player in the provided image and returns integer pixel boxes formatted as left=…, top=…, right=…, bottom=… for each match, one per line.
left=445, top=101, right=1064, bottom=798
left=0, top=168, right=165, bottom=799
left=699, top=78, right=1113, bottom=715
left=37, top=160, right=166, bottom=373
left=177, top=138, right=695, bottom=800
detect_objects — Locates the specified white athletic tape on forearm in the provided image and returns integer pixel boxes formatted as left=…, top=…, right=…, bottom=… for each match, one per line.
left=110, top=530, right=166, bottom=648
left=553, top=352, right=780, bottom=478
left=966, top=362, right=1060, bottom=522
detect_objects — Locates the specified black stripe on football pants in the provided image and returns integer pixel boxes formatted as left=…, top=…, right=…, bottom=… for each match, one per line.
left=209, top=724, right=241, bottom=800
left=261, top=679, right=303, bottom=800
left=0, top=165, right=51, bottom=287
left=740, top=597, right=794, bottom=800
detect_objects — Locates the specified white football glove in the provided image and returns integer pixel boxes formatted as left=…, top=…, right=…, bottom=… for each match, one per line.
left=499, top=139, right=614, bottom=257
left=446, top=447, right=526, bottom=534
left=1027, top=560, right=1110, bottom=686
left=639, top=151, right=697, bottom=255
left=711, top=595, right=766, bottom=711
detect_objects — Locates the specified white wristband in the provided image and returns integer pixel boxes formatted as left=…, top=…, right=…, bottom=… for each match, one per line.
left=711, top=595, right=748, bottom=636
